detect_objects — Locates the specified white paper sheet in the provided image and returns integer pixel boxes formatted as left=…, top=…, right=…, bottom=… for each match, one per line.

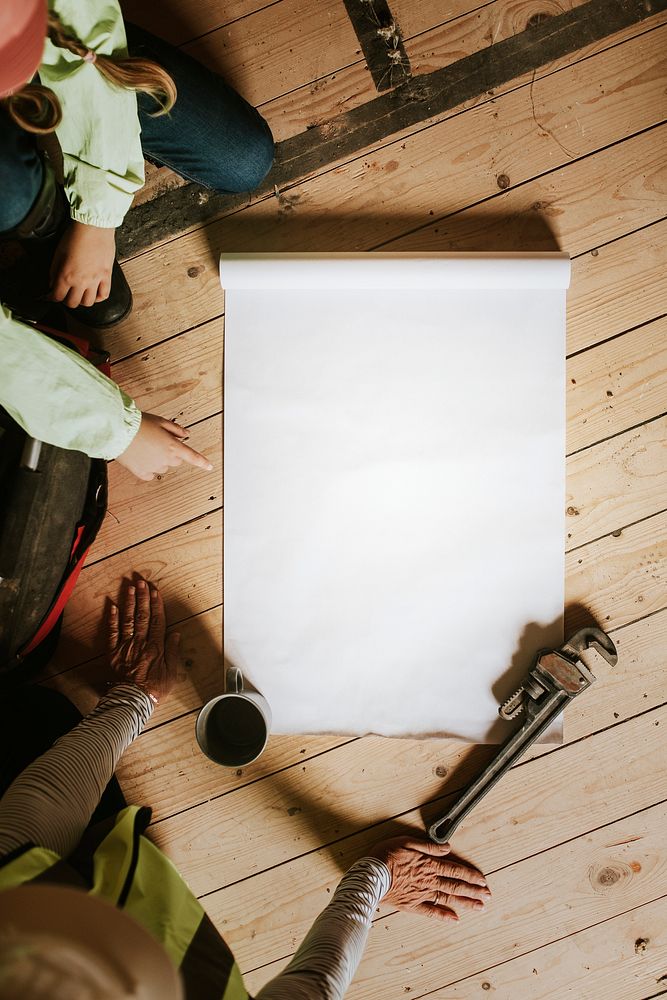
left=221, top=253, right=570, bottom=742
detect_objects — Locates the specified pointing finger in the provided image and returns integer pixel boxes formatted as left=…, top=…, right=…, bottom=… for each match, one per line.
left=176, top=440, right=213, bottom=471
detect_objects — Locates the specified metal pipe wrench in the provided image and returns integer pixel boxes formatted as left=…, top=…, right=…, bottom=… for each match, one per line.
left=428, top=627, right=618, bottom=844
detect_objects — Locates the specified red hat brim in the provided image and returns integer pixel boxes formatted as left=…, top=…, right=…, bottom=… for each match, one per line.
left=0, top=0, right=47, bottom=99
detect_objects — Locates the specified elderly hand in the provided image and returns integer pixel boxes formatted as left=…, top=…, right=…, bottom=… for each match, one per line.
left=107, top=577, right=182, bottom=704
left=370, top=836, right=490, bottom=921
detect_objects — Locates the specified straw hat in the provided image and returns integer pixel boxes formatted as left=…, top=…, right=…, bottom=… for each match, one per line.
left=0, top=884, right=183, bottom=1000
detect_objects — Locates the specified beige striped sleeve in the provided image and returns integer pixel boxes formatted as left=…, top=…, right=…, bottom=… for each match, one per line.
left=0, top=684, right=153, bottom=859
left=256, top=857, right=392, bottom=1000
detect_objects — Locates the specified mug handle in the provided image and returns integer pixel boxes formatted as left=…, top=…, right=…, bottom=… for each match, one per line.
left=224, top=666, right=243, bottom=694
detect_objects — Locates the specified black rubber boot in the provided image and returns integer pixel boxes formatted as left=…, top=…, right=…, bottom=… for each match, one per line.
left=1, top=158, right=133, bottom=328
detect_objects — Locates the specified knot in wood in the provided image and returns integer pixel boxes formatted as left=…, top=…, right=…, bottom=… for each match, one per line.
left=526, top=12, right=553, bottom=29
left=589, top=861, right=633, bottom=892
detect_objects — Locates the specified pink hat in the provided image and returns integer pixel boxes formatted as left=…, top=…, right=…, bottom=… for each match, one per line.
left=0, top=0, right=47, bottom=99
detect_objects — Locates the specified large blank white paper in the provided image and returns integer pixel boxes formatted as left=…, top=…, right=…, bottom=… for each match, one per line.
left=222, top=254, right=570, bottom=742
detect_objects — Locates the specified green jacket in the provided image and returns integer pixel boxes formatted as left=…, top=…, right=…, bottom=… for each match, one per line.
left=1, top=0, right=145, bottom=460
left=0, top=805, right=250, bottom=1000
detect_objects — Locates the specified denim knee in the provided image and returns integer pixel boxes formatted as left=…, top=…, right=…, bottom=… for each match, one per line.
left=223, top=119, right=275, bottom=193
left=0, top=110, right=43, bottom=232
left=0, top=147, right=43, bottom=232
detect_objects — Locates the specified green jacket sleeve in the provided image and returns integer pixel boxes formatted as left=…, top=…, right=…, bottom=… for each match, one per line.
left=0, top=305, right=141, bottom=460
left=41, top=0, right=145, bottom=229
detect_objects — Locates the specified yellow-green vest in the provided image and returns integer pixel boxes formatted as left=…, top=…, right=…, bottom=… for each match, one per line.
left=0, top=805, right=249, bottom=1000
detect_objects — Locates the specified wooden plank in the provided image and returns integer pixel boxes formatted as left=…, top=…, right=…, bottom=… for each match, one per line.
left=566, top=606, right=667, bottom=737
left=116, top=28, right=667, bottom=354
left=565, top=509, right=666, bottom=632
left=386, top=0, right=501, bottom=40
left=568, top=219, right=667, bottom=355
left=120, top=0, right=277, bottom=45
left=567, top=316, right=667, bottom=455
left=385, top=123, right=667, bottom=255
left=566, top=417, right=667, bottom=550
left=182, top=0, right=360, bottom=110
left=57, top=511, right=222, bottom=665
left=111, top=316, right=223, bottom=427
left=425, top=897, right=667, bottom=999
left=196, top=712, right=667, bottom=973
left=94, top=414, right=222, bottom=563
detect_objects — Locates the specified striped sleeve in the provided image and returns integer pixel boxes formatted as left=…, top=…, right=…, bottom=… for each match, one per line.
left=0, top=684, right=153, bottom=859
left=255, top=857, right=391, bottom=1000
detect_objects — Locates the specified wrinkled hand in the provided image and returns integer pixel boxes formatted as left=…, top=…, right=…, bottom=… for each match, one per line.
left=116, top=412, right=214, bottom=482
left=107, top=577, right=181, bottom=703
left=370, top=836, right=490, bottom=921
left=50, top=221, right=116, bottom=308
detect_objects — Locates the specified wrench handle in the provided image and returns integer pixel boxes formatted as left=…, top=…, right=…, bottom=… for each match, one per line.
left=428, top=690, right=568, bottom=844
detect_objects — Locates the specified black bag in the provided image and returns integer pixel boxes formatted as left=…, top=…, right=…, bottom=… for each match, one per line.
left=0, top=326, right=109, bottom=684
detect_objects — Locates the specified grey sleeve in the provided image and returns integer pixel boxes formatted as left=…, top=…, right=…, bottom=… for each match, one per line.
left=255, top=857, right=392, bottom=1000
left=0, top=683, right=153, bottom=859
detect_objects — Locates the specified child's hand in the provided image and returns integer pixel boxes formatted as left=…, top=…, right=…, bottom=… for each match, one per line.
left=116, top=412, right=214, bottom=481
left=50, top=221, right=116, bottom=308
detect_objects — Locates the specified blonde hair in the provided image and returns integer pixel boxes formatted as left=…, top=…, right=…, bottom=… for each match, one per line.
left=2, top=11, right=177, bottom=134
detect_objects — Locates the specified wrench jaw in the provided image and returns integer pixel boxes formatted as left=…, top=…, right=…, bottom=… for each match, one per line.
left=498, top=627, right=617, bottom=722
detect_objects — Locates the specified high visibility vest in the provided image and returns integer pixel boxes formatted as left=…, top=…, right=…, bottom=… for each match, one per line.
left=0, top=805, right=250, bottom=1000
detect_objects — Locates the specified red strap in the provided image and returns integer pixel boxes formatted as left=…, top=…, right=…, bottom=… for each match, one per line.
left=19, top=526, right=89, bottom=658
left=35, top=324, right=92, bottom=360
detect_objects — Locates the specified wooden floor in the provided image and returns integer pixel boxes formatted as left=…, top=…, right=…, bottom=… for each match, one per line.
left=50, top=1, right=666, bottom=996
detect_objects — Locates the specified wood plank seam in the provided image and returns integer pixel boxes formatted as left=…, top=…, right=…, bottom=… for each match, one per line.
left=566, top=311, right=667, bottom=361
left=117, top=0, right=667, bottom=255
left=406, top=892, right=667, bottom=999
left=566, top=504, right=667, bottom=555
left=86, top=505, right=222, bottom=568
left=568, top=212, right=667, bottom=264
left=246, top=887, right=667, bottom=985
left=567, top=409, right=667, bottom=459
left=372, top=117, right=667, bottom=252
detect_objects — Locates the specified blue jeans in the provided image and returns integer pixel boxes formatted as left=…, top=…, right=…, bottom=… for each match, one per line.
left=0, top=22, right=274, bottom=232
